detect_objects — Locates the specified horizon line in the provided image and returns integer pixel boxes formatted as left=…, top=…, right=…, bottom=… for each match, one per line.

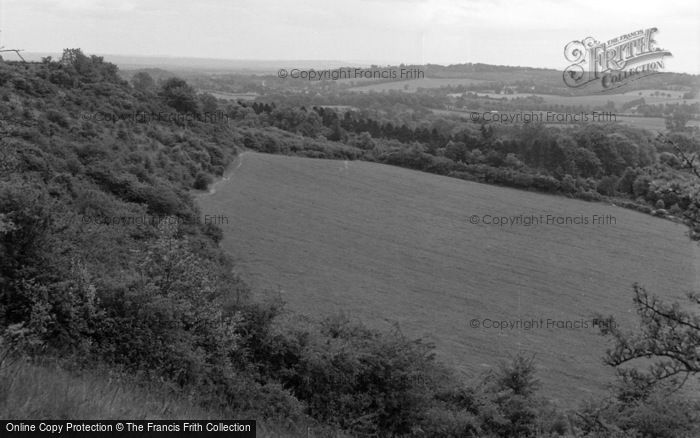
left=11, top=51, right=699, bottom=76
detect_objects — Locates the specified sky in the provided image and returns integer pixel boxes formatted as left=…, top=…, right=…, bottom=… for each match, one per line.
left=1, top=0, right=699, bottom=73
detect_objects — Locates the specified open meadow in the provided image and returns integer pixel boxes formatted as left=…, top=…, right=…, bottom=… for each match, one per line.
left=347, top=77, right=486, bottom=92
left=198, top=152, right=699, bottom=407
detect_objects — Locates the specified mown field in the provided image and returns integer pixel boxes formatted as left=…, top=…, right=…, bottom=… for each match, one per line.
left=347, top=77, right=485, bottom=92
left=198, top=152, right=698, bottom=406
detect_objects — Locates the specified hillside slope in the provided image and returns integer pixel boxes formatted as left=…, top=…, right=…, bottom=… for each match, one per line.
left=198, top=152, right=699, bottom=405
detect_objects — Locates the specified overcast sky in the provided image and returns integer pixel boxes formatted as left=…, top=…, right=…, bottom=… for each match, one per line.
left=1, top=0, right=698, bottom=73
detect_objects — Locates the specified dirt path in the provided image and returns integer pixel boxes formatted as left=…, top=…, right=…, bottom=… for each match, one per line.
left=197, top=151, right=250, bottom=197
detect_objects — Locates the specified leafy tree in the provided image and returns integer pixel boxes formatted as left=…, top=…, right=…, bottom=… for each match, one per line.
left=444, top=141, right=469, bottom=163
left=632, top=174, right=652, bottom=198
left=199, top=93, right=218, bottom=114
left=352, top=131, right=375, bottom=150
left=476, top=355, right=554, bottom=438
left=59, top=48, right=119, bottom=83
left=665, top=109, right=690, bottom=132
left=159, top=77, right=199, bottom=114
left=577, top=382, right=699, bottom=438
left=328, top=119, right=346, bottom=142
left=0, top=185, right=54, bottom=327
left=503, top=153, right=524, bottom=169
left=560, top=174, right=577, bottom=194
left=599, top=284, right=698, bottom=391
left=572, top=147, right=603, bottom=178
left=596, top=175, right=618, bottom=196
left=617, top=167, right=640, bottom=195
left=193, top=172, right=213, bottom=190
left=131, top=71, right=156, bottom=93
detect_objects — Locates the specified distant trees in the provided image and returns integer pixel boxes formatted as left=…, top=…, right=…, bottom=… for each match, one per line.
left=131, top=71, right=156, bottom=93
left=665, top=109, right=691, bottom=132
left=444, top=141, right=469, bottom=163
left=231, top=100, right=679, bottom=209
left=59, top=48, right=120, bottom=84
left=596, top=175, right=618, bottom=196
left=199, top=93, right=218, bottom=114
left=351, top=131, right=375, bottom=150
left=159, top=77, right=199, bottom=113
left=572, top=147, right=603, bottom=178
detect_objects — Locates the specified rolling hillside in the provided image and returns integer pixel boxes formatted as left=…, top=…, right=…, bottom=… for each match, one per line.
left=198, top=152, right=699, bottom=406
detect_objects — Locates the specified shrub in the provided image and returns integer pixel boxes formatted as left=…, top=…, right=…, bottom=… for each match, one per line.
left=477, top=355, right=542, bottom=437
left=632, top=174, right=652, bottom=198
left=159, top=78, right=199, bottom=114
left=596, top=175, right=618, bottom=196
left=46, top=109, right=70, bottom=128
left=577, top=189, right=602, bottom=202
left=577, top=384, right=700, bottom=438
left=193, top=172, right=213, bottom=190
left=560, top=174, right=577, bottom=194
left=288, top=318, right=441, bottom=436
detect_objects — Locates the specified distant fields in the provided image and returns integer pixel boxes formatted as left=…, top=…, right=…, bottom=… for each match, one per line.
left=348, top=76, right=698, bottom=107
left=198, top=152, right=699, bottom=406
left=346, top=79, right=699, bottom=132
left=204, top=90, right=259, bottom=101
left=471, top=89, right=699, bottom=107
left=432, top=108, right=699, bottom=133
left=347, top=77, right=486, bottom=92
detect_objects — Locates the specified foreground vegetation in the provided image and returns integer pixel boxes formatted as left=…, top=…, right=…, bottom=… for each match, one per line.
left=1, top=50, right=698, bottom=436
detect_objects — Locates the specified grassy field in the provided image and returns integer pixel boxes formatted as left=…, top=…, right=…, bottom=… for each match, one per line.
left=198, top=152, right=698, bottom=407
left=471, top=90, right=700, bottom=107
left=432, top=108, right=699, bottom=133
left=205, top=91, right=259, bottom=101
left=348, top=77, right=485, bottom=92
left=0, top=356, right=215, bottom=420
left=0, top=353, right=332, bottom=437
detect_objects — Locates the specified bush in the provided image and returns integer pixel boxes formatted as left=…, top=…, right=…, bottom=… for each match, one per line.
left=159, top=77, right=199, bottom=114
left=632, top=174, right=652, bottom=198
left=289, top=319, right=439, bottom=435
left=577, top=384, right=700, bottom=438
left=193, top=172, right=213, bottom=190
left=597, top=175, right=618, bottom=196
left=560, top=174, right=577, bottom=194
left=477, top=355, right=542, bottom=437
left=577, top=189, right=602, bottom=202
left=46, top=109, right=70, bottom=128
left=235, top=310, right=471, bottom=436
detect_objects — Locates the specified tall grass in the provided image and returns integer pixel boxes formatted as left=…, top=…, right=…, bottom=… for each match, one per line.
left=0, top=352, right=347, bottom=437
left=0, top=355, right=211, bottom=419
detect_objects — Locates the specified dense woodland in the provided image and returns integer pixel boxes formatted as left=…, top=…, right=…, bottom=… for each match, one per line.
left=1, top=50, right=699, bottom=437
